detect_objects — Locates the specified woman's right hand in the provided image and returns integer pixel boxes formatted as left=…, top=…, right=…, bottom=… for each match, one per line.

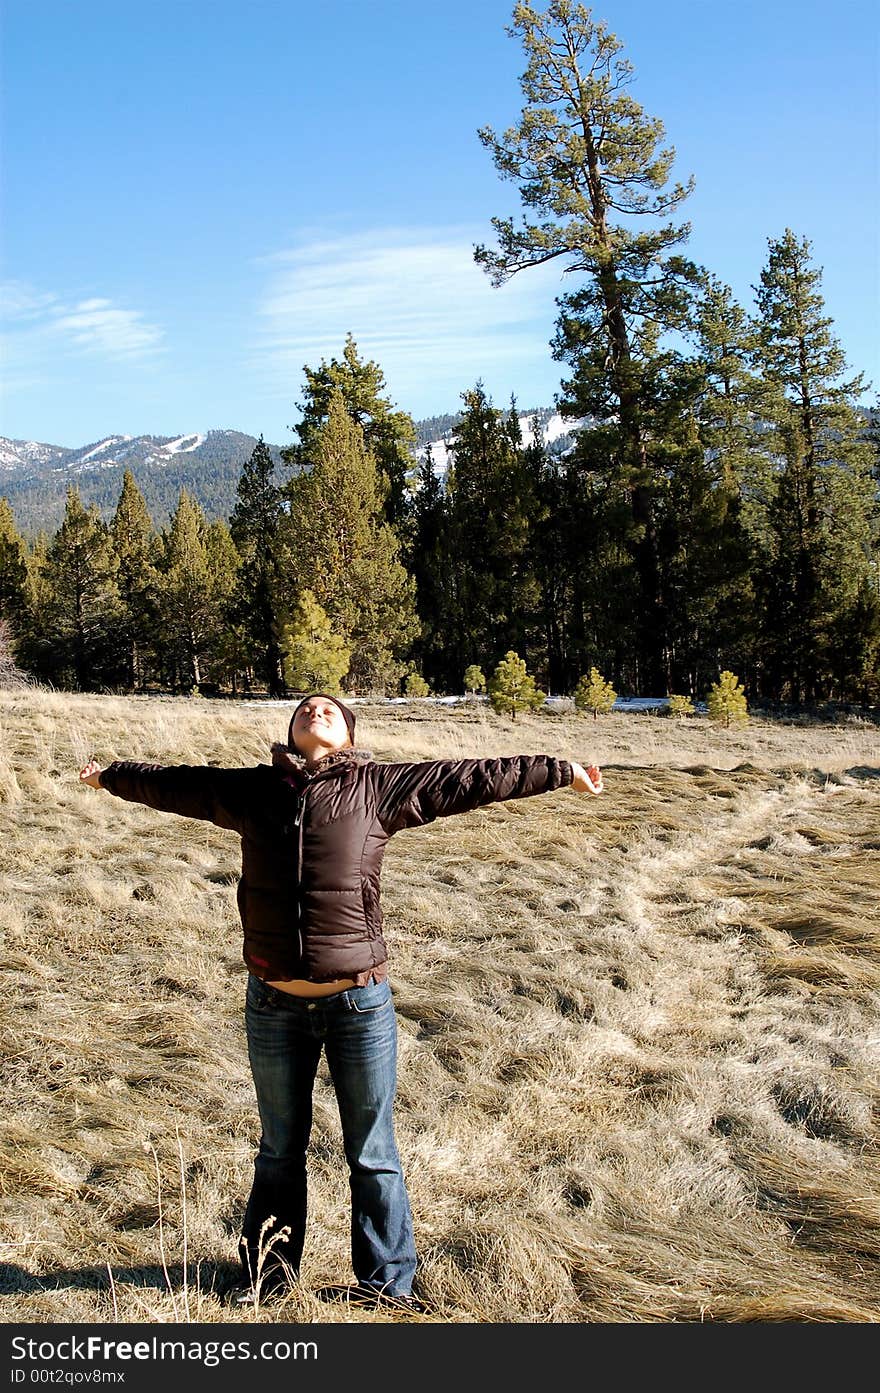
left=79, top=758, right=105, bottom=789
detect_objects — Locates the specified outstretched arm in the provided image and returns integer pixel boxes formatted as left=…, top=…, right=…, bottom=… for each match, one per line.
left=374, top=753, right=604, bottom=834
left=78, top=758, right=250, bottom=831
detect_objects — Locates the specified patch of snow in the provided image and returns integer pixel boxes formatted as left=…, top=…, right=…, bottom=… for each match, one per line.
left=422, top=438, right=453, bottom=475
left=79, top=436, right=131, bottom=463
left=614, top=697, right=669, bottom=711
left=518, top=412, right=582, bottom=447
left=162, top=433, right=206, bottom=455
left=0, top=438, right=71, bottom=469
left=174, top=692, right=708, bottom=716
left=422, top=410, right=583, bottom=477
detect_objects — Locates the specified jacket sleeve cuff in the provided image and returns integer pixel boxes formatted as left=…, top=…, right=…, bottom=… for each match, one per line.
left=97, top=763, right=120, bottom=790
left=559, top=759, right=574, bottom=788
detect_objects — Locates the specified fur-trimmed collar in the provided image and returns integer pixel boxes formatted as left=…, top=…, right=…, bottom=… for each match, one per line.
left=270, top=743, right=374, bottom=777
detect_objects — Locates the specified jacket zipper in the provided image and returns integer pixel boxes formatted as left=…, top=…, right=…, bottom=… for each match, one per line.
left=290, top=762, right=352, bottom=972
left=293, top=787, right=307, bottom=967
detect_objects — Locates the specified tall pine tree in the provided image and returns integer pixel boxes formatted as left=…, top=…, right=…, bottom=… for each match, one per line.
left=684, top=277, right=777, bottom=692
left=443, top=385, right=542, bottom=686
left=280, top=390, right=419, bottom=694
left=229, top=435, right=285, bottom=694
left=0, top=499, right=29, bottom=634
left=753, top=230, right=878, bottom=701
left=15, top=532, right=54, bottom=683
left=44, top=487, right=122, bottom=690
left=202, top=519, right=243, bottom=692
left=407, top=447, right=454, bottom=692
left=476, top=0, right=699, bottom=692
left=158, top=490, right=216, bottom=690
left=110, top=470, right=161, bottom=691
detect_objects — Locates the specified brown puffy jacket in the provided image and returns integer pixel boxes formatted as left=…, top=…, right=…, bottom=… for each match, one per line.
left=99, top=744, right=574, bottom=982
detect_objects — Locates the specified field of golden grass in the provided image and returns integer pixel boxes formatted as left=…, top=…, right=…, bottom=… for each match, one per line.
left=1, top=688, right=878, bottom=1324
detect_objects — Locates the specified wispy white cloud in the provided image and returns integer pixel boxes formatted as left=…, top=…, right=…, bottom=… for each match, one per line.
left=0, top=281, right=61, bottom=322
left=48, top=297, right=164, bottom=357
left=1, top=280, right=165, bottom=371
left=250, top=227, right=567, bottom=410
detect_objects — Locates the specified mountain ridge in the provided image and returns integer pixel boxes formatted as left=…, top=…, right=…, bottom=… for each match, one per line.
left=0, top=429, right=292, bottom=536
left=0, top=408, right=578, bottom=536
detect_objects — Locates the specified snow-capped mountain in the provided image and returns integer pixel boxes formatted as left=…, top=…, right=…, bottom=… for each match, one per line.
left=0, top=429, right=291, bottom=535
left=0, top=429, right=246, bottom=478
left=0, top=438, right=74, bottom=471
left=0, top=407, right=584, bottom=534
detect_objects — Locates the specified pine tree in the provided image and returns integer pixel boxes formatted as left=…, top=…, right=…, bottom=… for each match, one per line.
left=283, top=334, right=418, bottom=535
left=753, top=230, right=878, bottom=701
left=403, top=671, right=430, bottom=697
left=110, top=470, right=161, bottom=690
left=229, top=435, right=285, bottom=694
left=280, top=390, right=419, bottom=694
left=476, top=0, right=699, bottom=693
left=574, top=667, right=617, bottom=720
left=666, top=693, right=695, bottom=720
left=201, top=519, right=242, bottom=691
left=823, top=581, right=880, bottom=704
left=694, top=276, right=769, bottom=505
left=463, top=664, right=486, bottom=695
left=488, top=649, right=546, bottom=720
left=443, top=384, right=543, bottom=686
left=407, top=448, right=454, bottom=692
left=707, top=670, right=748, bottom=727
left=44, top=487, right=122, bottom=690
left=15, top=532, right=54, bottom=682
left=518, top=421, right=598, bottom=696
left=280, top=589, right=351, bottom=694
left=0, top=498, right=29, bottom=632
left=158, top=490, right=216, bottom=690
left=685, top=275, right=771, bottom=687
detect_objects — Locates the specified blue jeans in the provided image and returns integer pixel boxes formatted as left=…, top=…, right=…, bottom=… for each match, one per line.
left=239, top=974, right=417, bottom=1296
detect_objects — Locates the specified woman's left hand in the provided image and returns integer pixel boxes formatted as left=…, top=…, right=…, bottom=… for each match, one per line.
left=570, top=761, right=604, bottom=795
left=78, top=758, right=105, bottom=789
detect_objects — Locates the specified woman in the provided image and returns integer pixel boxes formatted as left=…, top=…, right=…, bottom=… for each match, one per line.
left=79, top=692, right=604, bottom=1311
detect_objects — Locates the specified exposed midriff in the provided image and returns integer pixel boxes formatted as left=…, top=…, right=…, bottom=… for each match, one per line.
left=264, top=961, right=389, bottom=997
left=265, top=976, right=358, bottom=998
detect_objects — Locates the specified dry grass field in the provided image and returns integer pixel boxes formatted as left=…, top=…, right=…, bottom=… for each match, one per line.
left=1, top=687, right=878, bottom=1325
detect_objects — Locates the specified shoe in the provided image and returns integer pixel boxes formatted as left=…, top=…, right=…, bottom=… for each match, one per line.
left=375, top=1291, right=427, bottom=1314
left=225, top=1282, right=259, bottom=1309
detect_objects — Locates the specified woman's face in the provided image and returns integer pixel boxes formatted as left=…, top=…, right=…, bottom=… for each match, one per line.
left=291, top=697, right=351, bottom=758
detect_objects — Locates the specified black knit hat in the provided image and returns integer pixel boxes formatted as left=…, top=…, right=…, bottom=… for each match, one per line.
left=288, top=693, right=356, bottom=752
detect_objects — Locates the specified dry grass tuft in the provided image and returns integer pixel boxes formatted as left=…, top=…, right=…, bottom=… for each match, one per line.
left=1, top=690, right=878, bottom=1323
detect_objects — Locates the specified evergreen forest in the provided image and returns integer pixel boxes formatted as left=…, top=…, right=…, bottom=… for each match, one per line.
left=1, top=2, right=877, bottom=707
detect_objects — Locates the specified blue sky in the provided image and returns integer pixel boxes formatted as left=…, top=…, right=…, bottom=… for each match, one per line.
left=1, top=0, right=877, bottom=448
